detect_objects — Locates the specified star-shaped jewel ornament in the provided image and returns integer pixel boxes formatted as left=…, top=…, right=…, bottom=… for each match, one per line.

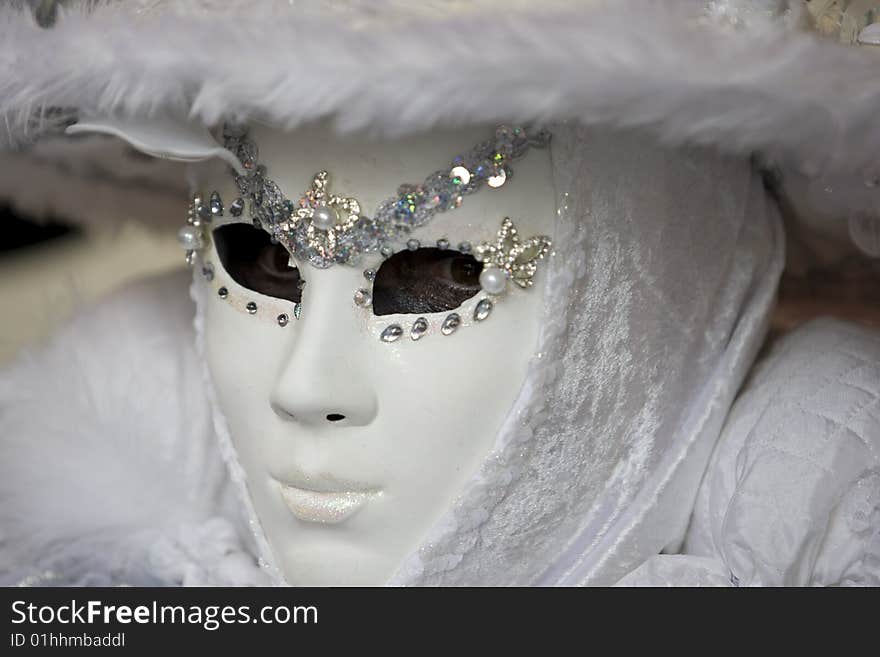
left=293, top=170, right=363, bottom=263
left=475, top=216, right=552, bottom=291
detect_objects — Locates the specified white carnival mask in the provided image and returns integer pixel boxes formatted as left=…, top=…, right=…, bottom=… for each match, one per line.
left=183, top=122, right=557, bottom=585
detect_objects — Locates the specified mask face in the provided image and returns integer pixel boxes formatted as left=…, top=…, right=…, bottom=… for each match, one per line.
left=199, top=122, right=556, bottom=585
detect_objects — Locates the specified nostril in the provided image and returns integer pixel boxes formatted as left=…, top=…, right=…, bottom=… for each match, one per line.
left=326, top=413, right=346, bottom=422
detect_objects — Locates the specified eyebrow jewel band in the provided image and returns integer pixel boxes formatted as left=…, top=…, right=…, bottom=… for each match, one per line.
left=179, top=125, right=552, bottom=342
left=218, top=123, right=550, bottom=269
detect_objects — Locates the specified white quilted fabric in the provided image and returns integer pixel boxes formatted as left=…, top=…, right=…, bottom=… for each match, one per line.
left=620, top=318, right=880, bottom=586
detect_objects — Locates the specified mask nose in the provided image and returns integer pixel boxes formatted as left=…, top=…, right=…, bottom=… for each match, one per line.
left=270, top=267, right=378, bottom=427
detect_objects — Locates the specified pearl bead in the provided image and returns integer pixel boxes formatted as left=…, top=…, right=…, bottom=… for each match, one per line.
left=177, top=225, right=203, bottom=250
left=311, top=204, right=338, bottom=230
left=479, top=267, right=507, bottom=295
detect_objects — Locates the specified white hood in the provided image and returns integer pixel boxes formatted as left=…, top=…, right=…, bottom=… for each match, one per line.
left=385, top=125, right=784, bottom=585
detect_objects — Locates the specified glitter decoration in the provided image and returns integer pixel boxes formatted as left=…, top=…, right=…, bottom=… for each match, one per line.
left=475, top=216, right=552, bottom=289
left=222, top=123, right=550, bottom=269
left=288, top=170, right=366, bottom=268
left=246, top=301, right=258, bottom=315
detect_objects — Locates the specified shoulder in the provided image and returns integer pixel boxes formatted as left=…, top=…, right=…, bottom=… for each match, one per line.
left=685, top=318, right=880, bottom=586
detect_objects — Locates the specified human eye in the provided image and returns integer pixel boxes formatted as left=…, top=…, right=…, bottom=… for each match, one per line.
left=371, top=247, right=483, bottom=315
left=213, top=223, right=303, bottom=303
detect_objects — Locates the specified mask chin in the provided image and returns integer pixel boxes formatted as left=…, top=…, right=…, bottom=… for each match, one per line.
left=194, top=121, right=556, bottom=585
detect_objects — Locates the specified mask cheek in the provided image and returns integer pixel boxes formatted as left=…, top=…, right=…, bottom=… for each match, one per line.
left=352, top=289, right=541, bottom=541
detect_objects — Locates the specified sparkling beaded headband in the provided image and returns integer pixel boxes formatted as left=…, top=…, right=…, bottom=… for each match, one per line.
left=179, top=124, right=553, bottom=342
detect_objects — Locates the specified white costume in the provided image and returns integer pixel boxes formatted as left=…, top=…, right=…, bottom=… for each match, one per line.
left=0, top=0, right=878, bottom=586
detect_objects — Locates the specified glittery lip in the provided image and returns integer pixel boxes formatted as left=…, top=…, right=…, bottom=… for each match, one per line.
left=274, top=476, right=380, bottom=524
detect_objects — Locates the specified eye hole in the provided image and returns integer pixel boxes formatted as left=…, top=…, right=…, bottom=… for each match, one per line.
left=372, top=247, right=483, bottom=316
left=213, top=223, right=303, bottom=303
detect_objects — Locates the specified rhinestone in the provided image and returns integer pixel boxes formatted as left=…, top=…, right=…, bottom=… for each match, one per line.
left=407, top=239, right=420, bottom=251
left=474, top=298, right=493, bottom=322
left=354, top=288, right=372, bottom=307
left=209, top=191, right=223, bottom=217
left=218, top=287, right=228, bottom=299
left=230, top=197, right=245, bottom=216
left=380, top=324, right=404, bottom=343
left=363, top=269, right=376, bottom=281
left=487, top=168, right=507, bottom=188
left=294, top=303, right=302, bottom=319
left=436, top=238, right=450, bottom=250
left=441, top=313, right=461, bottom=336
left=177, top=225, right=203, bottom=250
left=458, top=241, right=472, bottom=254
left=246, top=301, right=257, bottom=315
left=277, top=313, right=289, bottom=327
left=197, top=200, right=212, bottom=221
left=184, top=250, right=196, bottom=266
left=450, top=165, right=471, bottom=186
left=411, top=317, right=429, bottom=341
left=202, top=263, right=214, bottom=281
left=261, top=180, right=282, bottom=207
left=220, top=124, right=543, bottom=272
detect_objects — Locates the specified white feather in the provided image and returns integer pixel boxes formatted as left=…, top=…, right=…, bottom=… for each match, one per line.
left=0, top=0, right=876, bottom=181
left=0, top=271, right=267, bottom=585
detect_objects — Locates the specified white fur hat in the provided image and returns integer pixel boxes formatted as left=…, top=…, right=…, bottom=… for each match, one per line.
left=0, top=0, right=878, bottom=241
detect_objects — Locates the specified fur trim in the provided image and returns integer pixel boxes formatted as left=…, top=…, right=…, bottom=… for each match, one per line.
left=0, top=0, right=877, bottom=182
left=0, top=271, right=267, bottom=586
